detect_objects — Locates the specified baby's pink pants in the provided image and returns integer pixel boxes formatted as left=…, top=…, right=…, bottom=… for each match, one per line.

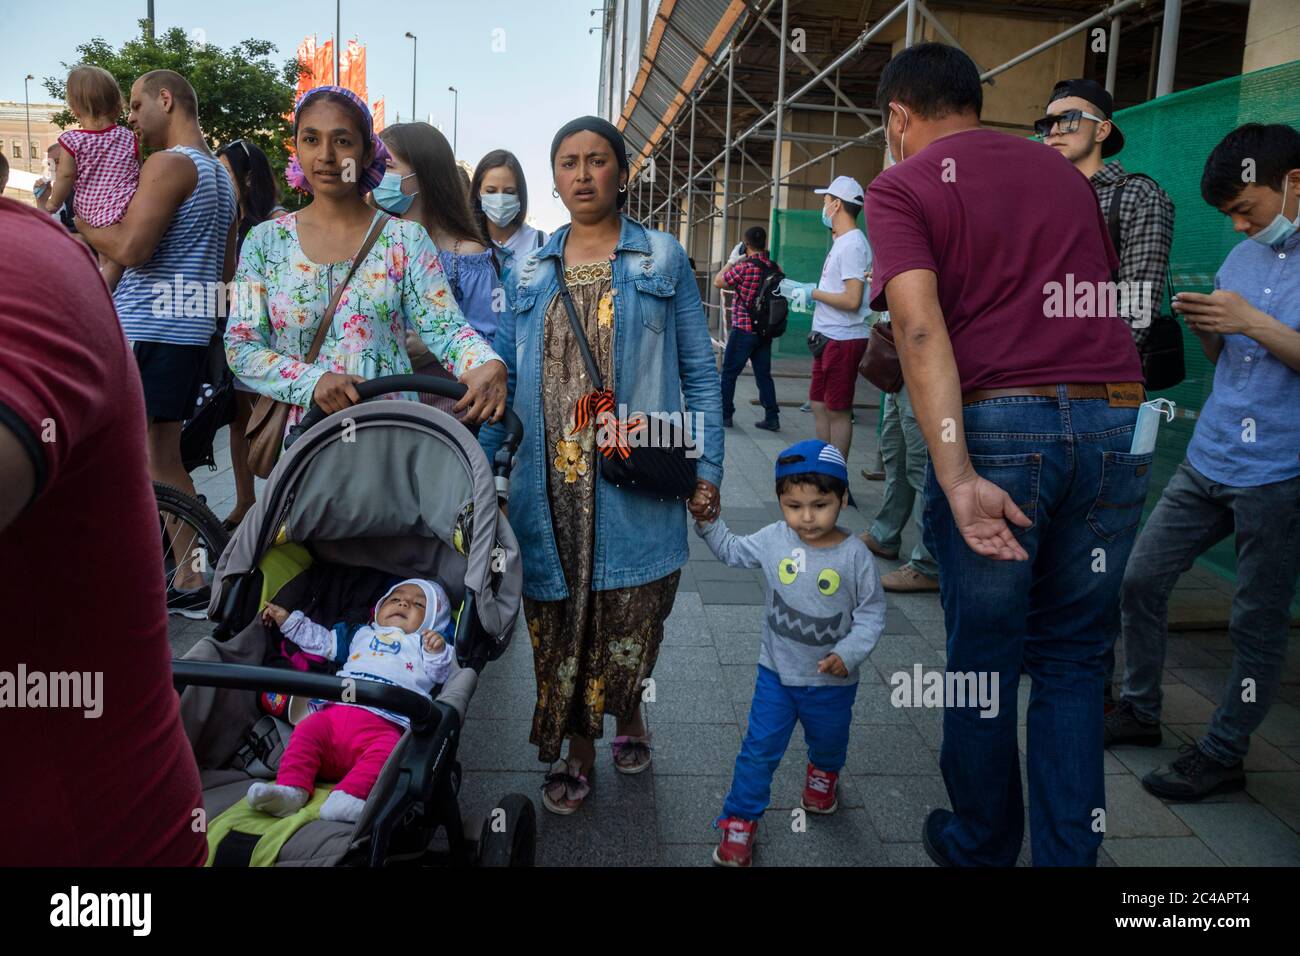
left=277, top=705, right=402, bottom=800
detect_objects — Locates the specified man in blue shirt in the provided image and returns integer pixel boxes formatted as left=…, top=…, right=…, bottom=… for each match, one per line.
left=1107, top=124, right=1300, bottom=801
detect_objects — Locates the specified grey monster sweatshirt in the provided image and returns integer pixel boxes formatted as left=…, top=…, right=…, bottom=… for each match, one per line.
left=695, top=518, right=885, bottom=687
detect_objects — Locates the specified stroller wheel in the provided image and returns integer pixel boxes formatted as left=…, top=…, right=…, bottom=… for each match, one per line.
left=478, top=793, right=537, bottom=867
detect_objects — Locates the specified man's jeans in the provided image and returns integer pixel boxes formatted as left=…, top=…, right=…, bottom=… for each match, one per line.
left=922, top=391, right=1150, bottom=866
left=720, top=328, right=778, bottom=422
left=869, top=387, right=939, bottom=577
left=1120, top=460, right=1300, bottom=765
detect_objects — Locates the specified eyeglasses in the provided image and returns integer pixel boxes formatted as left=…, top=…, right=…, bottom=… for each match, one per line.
left=1033, top=109, right=1106, bottom=139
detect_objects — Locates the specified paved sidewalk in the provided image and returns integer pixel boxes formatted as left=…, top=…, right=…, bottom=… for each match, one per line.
left=171, top=370, right=1300, bottom=866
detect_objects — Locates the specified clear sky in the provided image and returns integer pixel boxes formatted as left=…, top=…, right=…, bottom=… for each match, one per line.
left=1, top=0, right=607, bottom=230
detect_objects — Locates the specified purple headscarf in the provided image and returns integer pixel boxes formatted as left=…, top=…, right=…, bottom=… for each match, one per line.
left=286, top=85, right=390, bottom=194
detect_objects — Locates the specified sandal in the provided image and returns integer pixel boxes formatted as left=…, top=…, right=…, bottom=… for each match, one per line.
left=541, top=758, right=592, bottom=815
left=611, top=734, right=653, bottom=775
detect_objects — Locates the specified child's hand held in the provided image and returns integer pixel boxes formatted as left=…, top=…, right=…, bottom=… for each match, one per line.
left=423, top=630, right=446, bottom=653
left=262, top=603, right=288, bottom=627
left=817, top=653, right=848, bottom=677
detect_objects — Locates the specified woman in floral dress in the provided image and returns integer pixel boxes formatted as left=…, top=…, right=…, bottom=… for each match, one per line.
left=224, top=86, right=506, bottom=428
left=481, top=116, right=724, bottom=814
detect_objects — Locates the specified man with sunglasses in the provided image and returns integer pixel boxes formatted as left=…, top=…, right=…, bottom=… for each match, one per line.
left=1041, top=78, right=1175, bottom=352
left=1041, top=79, right=1175, bottom=716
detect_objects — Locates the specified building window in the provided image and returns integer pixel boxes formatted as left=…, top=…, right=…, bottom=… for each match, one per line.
left=12, top=142, right=21, bottom=160
left=31, top=141, right=40, bottom=158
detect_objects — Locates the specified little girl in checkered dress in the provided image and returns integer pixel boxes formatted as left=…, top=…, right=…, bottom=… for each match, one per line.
left=42, top=65, right=139, bottom=291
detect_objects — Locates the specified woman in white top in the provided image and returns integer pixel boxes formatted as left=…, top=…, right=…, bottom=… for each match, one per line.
left=471, top=149, right=546, bottom=278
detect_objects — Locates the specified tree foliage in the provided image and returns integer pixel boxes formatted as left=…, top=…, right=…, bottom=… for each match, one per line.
left=43, top=20, right=307, bottom=206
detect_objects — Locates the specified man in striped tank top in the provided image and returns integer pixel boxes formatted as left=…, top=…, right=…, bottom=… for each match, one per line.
left=77, top=70, right=236, bottom=611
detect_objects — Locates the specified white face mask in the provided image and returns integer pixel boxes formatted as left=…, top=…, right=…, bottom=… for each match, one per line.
left=1248, top=178, right=1300, bottom=247
left=480, top=191, right=521, bottom=227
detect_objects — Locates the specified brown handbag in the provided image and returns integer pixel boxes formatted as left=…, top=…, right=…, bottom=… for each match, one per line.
left=858, top=319, right=905, bottom=393
left=244, top=213, right=391, bottom=478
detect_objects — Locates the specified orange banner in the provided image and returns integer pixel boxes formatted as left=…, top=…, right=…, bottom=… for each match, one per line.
left=342, top=39, right=367, bottom=103
left=372, top=98, right=385, bottom=133
left=313, top=39, right=334, bottom=87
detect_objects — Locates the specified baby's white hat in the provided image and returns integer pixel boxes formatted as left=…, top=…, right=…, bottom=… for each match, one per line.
left=376, top=578, right=452, bottom=636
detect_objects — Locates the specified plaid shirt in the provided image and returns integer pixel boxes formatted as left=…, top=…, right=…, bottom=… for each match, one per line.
left=1090, top=161, right=1175, bottom=348
left=721, top=252, right=776, bottom=333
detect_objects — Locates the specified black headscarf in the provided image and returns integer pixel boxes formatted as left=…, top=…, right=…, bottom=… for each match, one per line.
left=550, top=115, right=629, bottom=208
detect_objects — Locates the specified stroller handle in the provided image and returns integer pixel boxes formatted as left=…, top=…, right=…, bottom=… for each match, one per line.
left=172, top=660, right=437, bottom=729
left=284, top=374, right=524, bottom=464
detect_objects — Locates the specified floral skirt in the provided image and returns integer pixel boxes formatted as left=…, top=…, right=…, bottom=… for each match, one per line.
left=525, top=570, right=679, bottom=763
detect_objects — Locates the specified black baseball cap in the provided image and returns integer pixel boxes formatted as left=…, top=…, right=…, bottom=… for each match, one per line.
left=1047, top=78, right=1125, bottom=157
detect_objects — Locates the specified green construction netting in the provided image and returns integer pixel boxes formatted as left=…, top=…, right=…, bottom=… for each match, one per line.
left=770, top=58, right=1300, bottom=596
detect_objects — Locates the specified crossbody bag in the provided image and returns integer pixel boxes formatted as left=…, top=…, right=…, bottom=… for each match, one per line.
left=552, top=257, right=698, bottom=501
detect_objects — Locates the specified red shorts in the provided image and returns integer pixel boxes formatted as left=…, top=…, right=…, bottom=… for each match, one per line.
left=809, top=337, right=868, bottom=411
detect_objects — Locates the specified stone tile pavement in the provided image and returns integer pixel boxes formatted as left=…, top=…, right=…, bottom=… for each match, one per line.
left=170, top=368, right=1300, bottom=866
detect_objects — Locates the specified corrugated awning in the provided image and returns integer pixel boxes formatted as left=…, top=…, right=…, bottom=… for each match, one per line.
left=617, top=0, right=747, bottom=176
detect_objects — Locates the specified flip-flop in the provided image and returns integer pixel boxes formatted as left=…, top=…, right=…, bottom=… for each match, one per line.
left=611, top=734, right=653, bottom=775
left=540, top=758, right=592, bottom=815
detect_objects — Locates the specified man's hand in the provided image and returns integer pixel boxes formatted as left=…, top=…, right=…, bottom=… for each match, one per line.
left=1173, top=290, right=1261, bottom=337
left=311, top=372, right=365, bottom=414
left=261, top=603, right=290, bottom=627
left=945, top=474, right=1032, bottom=561
left=422, top=630, right=446, bottom=653
left=817, top=653, right=848, bottom=677
left=688, top=479, right=720, bottom=523
left=454, top=359, right=507, bottom=425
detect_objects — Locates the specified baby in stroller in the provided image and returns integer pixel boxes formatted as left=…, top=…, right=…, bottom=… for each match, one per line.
left=246, top=578, right=456, bottom=823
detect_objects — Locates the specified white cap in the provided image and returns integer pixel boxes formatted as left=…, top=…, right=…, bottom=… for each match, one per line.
left=814, top=175, right=865, bottom=205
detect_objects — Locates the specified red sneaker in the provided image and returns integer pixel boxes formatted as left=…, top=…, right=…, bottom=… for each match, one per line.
left=801, top=764, right=839, bottom=814
left=712, top=816, right=757, bottom=867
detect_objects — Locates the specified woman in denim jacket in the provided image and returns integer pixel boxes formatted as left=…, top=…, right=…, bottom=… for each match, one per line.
left=481, top=117, right=724, bottom=814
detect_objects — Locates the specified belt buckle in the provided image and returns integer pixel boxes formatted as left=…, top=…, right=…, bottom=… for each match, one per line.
left=1105, top=383, right=1143, bottom=408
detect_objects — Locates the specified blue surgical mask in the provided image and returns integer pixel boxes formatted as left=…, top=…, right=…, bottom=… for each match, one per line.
left=821, top=204, right=834, bottom=228
left=1248, top=186, right=1299, bottom=247
left=1129, top=398, right=1175, bottom=455
left=480, top=191, right=521, bottom=227
left=372, top=171, right=418, bottom=215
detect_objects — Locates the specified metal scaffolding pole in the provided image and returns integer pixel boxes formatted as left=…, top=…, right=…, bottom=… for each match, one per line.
left=769, top=0, right=789, bottom=228
left=906, top=0, right=918, bottom=47
left=686, top=91, right=698, bottom=270
left=1106, top=16, right=1122, bottom=94
left=979, top=0, right=1144, bottom=82
left=720, top=43, right=735, bottom=341
left=1155, top=0, right=1181, bottom=97
left=668, top=125, right=677, bottom=238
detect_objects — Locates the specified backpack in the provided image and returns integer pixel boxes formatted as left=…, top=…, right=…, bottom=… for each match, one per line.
left=747, top=259, right=788, bottom=339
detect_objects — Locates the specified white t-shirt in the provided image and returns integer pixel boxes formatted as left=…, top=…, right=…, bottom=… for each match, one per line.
left=495, top=223, right=546, bottom=265
left=813, top=228, right=872, bottom=340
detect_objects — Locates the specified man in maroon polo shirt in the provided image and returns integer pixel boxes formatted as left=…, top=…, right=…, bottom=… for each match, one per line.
left=866, top=44, right=1149, bottom=867
left=0, top=197, right=206, bottom=865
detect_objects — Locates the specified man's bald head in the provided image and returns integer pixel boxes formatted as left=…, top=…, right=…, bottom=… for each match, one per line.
left=136, top=70, right=198, bottom=117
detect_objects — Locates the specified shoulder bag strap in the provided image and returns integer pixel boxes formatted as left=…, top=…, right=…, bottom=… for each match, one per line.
left=552, top=255, right=605, bottom=393
left=305, top=212, right=391, bottom=364
left=1106, top=175, right=1127, bottom=256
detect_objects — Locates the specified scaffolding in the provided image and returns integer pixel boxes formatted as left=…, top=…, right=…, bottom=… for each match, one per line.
left=606, top=0, right=1235, bottom=347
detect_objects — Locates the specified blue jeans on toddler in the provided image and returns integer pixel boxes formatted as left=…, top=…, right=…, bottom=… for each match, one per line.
left=721, top=665, right=859, bottom=820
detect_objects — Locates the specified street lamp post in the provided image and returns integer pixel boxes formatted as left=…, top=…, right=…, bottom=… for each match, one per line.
left=405, top=32, right=417, bottom=120
left=24, top=74, right=34, bottom=172
left=147, top=0, right=155, bottom=39
left=448, top=86, right=458, bottom=155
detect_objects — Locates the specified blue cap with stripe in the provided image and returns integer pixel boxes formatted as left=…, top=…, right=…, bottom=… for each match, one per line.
left=774, top=439, right=848, bottom=484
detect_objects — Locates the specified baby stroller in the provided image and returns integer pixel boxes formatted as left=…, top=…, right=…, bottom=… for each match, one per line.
left=172, top=375, right=533, bottom=866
